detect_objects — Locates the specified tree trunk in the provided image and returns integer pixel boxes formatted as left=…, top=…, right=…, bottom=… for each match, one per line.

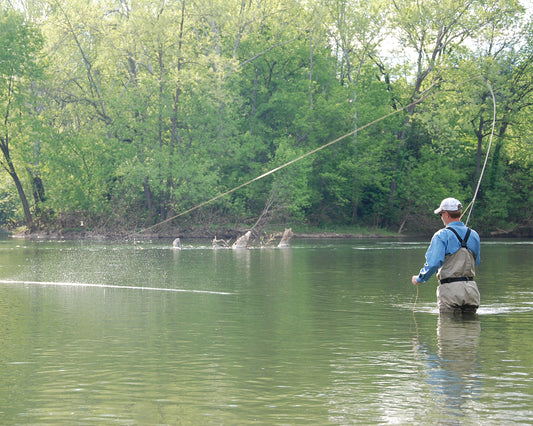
left=31, top=174, right=45, bottom=215
left=11, top=169, right=33, bottom=230
left=0, top=137, right=33, bottom=230
left=278, top=228, right=294, bottom=248
left=143, top=177, right=154, bottom=213
left=232, top=230, right=252, bottom=249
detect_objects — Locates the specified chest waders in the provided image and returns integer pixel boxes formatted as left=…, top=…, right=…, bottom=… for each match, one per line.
left=437, top=227, right=476, bottom=284
left=436, top=227, right=480, bottom=313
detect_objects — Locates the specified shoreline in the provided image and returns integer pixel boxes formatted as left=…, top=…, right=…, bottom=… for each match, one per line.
left=5, top=222, right=532, bottom=241
left=7, top=228, right=406, bottom=241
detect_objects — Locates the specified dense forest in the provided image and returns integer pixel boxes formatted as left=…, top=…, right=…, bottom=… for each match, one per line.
left=1, top=0, right=532, bottom=238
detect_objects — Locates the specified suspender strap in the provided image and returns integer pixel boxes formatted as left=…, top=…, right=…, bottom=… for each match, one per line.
left=447, top=226, right=471, bottom=248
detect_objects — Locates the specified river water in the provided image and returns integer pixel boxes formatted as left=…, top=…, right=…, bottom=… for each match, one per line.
left=0, top=236, right=531, bottom=424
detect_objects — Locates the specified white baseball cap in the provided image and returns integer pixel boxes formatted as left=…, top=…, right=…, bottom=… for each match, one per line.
left=434, top=197, right=463, bottom=214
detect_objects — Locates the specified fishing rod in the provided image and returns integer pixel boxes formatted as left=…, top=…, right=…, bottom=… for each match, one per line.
left=138, top=82, right=439, bottom=235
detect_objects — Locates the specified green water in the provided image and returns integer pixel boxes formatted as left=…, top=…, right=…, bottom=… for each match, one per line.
left=0, top=237, right=531, bottom=424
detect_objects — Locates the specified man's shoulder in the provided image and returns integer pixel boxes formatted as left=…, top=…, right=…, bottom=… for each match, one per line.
left=469, top=227, right=480, bottom=237
left=434, top=223, right=465, bottom=240
left=432, top=227, right=449, bottom=241
left=449, top=221, right=479, bottom=235
left=447, top=222, right=480, bottom=242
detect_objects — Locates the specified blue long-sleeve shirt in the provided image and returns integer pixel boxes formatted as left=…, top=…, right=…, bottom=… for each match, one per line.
left=416, top=221, right=480, bottom=283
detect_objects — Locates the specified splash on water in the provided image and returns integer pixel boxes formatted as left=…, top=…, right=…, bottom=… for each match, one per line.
left=0, top=279, right=233, bottom=295
left=402, top=302, right=533, bottom=315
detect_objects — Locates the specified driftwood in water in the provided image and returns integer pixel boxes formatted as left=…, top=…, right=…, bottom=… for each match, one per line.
left=277, top=228, right=294, bottom=248
left=260, top=232, right=281, bottom=247
left=169, top=228, right=293, bottom=250
left=231, top=228, right=294, bottom=249
left=212, top=236, right=230, bottom=248
left=232, top=230, right=252, bottom=249
left=490, top=226, right=519, bottom=236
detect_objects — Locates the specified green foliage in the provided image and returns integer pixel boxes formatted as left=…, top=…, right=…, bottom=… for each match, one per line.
left=0, top=176, right=22, bottom=227
left=0, top=0, right=531, bottom=235
left=0, top=7, right=46, bottom=229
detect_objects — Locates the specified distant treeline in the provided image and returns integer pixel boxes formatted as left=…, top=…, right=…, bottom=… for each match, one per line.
left=0, top=0, right=532, bottom=236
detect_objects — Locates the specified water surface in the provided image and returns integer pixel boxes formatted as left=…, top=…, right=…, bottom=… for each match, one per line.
left=0, top=237, right=531, bottom=424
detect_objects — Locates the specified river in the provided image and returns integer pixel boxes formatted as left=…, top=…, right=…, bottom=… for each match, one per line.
left=0, top=236, right=531, bottom=424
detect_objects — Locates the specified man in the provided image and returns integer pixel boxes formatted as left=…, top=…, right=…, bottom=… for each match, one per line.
left=412, top=197, right=481, bottom=313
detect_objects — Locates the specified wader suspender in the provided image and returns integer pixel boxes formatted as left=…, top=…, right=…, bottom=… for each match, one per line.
left=446, top=226, right=471, bottom=250
left=440, top=226, right=475, bottom=284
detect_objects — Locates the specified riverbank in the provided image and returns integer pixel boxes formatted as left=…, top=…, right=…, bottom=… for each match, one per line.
left=6, top=220, right=532, bottom=241
left=8, top=225, right=403, bottom=242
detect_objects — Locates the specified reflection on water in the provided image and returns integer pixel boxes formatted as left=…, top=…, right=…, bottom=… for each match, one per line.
left=0, top=238, right=531, bottom=424
left=433, top=314, right=481, bottom=421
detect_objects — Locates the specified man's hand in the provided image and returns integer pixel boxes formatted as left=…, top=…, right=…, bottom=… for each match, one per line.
left=411, top=276, right=419, bottom=285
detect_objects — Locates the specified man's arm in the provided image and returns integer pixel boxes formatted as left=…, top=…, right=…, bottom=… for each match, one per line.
left=412, top=232, right=446, bottom=284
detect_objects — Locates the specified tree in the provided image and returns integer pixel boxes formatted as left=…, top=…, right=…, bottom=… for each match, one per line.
left=383, top=0, right=524, bottom=227
left=0, top=8, right=45, bottom=230
left=322, top=0, right=391, bottom=222
left=465, top=15, right=533, bottom=228
left=0, top=0, right=531, bottom=235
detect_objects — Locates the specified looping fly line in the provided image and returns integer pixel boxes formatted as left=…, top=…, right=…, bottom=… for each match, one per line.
left=413, top=76, right=497, bottom=311
left=140, top=83, right=437, bottom=234
left=462, top=78, right=497, bottom=226
left=140, top=76, right=495, bottom=235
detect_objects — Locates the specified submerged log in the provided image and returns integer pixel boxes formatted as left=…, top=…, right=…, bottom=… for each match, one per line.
left=260, top=231, right=281, bottom=247
left=212, top=236, right=230, bottom=249
left=277, top=228, right=294, bottom=248
left=232, top=230, right=252, bottom=249
left=490, top=226, right=519, bottom=236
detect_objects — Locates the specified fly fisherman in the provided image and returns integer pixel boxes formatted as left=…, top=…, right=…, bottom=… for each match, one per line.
left=412, top=198, right=481, bottom=313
